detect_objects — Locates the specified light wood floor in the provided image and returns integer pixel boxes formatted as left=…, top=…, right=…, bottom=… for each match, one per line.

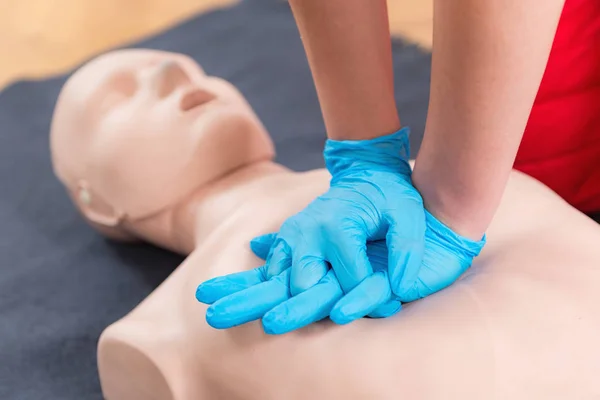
left=0, top=0, right=432, bottom=89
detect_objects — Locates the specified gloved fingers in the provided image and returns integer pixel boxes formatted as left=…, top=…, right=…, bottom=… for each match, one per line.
left=385, top=200, right=426, bottom=299
left=249, top=232, right=278, bottom=260
left=205, top=269, right=291, bottom=329
left=367, top=299, right=402, bottom=319
left=262, top=269, right=343, bottom=335
left=360, top=240, right=402, bottom=318
left=289, top=253, right=329, bottom=296
left=195, top=266, right=267, bottom=304
left=265, top=239, right=292, bottom=278
left=329, top=271, right=399, bottom=325
left=327, top=231, right=373, bottom=294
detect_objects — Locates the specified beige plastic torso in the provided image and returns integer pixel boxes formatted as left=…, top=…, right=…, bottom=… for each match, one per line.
left=98, top=169, right=600, bottom=400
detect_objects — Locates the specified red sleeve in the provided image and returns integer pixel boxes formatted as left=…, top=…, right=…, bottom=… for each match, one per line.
left=515, top=0, right=600, bottom=212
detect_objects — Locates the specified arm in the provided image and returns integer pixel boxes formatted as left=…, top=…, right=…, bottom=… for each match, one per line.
left=290, top=0, right=565, bottom=239
left=289, top=0, right=400, bottom=140
left=412, top=0, right=566, bottom=239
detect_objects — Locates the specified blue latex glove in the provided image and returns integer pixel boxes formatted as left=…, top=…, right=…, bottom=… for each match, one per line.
left=250, top=209, right=486, bottom=303
left=258, top=128, right=425, bottom=298
left=197, top=128, right=421, bottom=329
left=196, top=237, right=399, bottom=334
left=196, top=211, right=485, bottom=334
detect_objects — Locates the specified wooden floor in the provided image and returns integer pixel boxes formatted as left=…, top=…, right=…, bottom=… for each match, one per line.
left=0, top=0, right=432, bottom=89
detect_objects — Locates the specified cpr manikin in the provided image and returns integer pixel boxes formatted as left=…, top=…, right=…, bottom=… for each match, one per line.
left=51, top=49, right=600, bottom=400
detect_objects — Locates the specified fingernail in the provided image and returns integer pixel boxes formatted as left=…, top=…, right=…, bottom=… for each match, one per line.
left=205, top=306, right=231, bottom=330
left=195, top=285, right=206, bottom=302
left=369, top=302, right=402, bottom=319
left=262, top=324, right=276, bottom=335
left=262, top=312, right=283, bottom=335
left=205, top=306, right=216, bottom=326
left=195, top=284, right=217, bottom=304
left=329, top=308, right=352, bottom=325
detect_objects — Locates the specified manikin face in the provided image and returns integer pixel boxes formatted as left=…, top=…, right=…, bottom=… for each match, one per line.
left=51, top=49, right=273, bottom=225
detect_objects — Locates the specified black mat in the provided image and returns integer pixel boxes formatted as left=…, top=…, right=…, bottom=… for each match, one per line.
left=0, top=1, right=432, bottom=398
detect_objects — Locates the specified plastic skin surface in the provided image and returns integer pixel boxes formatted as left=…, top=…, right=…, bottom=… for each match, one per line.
left=50, top=49, right=600, bottom=400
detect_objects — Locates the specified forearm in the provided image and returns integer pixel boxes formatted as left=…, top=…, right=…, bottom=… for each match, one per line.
left=289, top=0, right=400, bottom=140
left=413, top=0, right=565, bottom=240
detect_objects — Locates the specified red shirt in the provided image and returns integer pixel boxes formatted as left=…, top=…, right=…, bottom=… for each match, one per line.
left=515, top=0, right=600, bottom=212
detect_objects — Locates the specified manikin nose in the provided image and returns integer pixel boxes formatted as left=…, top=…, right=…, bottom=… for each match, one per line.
left=180, top=87, right=216, bottom=111
left=149, top=60, right=191, bottom=98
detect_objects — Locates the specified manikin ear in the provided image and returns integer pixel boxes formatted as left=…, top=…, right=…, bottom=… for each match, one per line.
left=73, top=181, right=138, bottom=242
left=74, top=180, right=124, bottom=228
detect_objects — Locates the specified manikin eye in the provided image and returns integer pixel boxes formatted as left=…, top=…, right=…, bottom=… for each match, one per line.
left=95, top=71, right=137, bottom=116
left=179, top=88, right=216, bottom=111
left=109, top=71, right=137, bottom=97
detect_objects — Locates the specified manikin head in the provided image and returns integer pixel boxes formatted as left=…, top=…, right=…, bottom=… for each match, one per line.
left=51, top=49, right=274, bottom=237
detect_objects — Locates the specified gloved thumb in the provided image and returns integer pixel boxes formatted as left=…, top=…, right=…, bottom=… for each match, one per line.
left=250, top=232, right=278, bottom=260
left=401, top=211, right=486, bottom=302
left=385, top=202, right=426, bottom=300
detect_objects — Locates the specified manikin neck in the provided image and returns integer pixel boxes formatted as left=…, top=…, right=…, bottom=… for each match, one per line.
left=121, top=161, right=290, bottom=255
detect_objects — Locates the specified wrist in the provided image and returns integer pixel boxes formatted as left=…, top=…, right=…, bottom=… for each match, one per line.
left=324, top=127, right=412, bottom=177
left=412, top=164, right=488, bottom=241
left=424, top=210, right=486, bottom=259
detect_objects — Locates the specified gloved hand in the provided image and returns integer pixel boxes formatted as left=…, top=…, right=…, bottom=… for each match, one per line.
left=197, top=127, right=421, bottom=331
left=196, top=210, right=485, bottom=334
left=250, top=209, right=486, bottom=303
left=258, top=128, right=426, bottom=298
